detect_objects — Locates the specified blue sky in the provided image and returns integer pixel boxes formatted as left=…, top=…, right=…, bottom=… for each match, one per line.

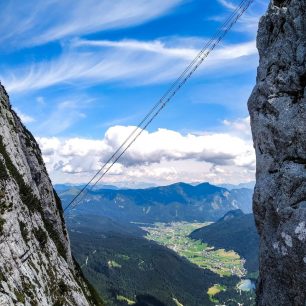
left=0, top=0, right=268, bottom=187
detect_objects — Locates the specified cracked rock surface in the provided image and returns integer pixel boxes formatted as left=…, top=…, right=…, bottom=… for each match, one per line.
left=0, top=84, right=96, bottom=305
left=248, top=0, right=306, bottom=305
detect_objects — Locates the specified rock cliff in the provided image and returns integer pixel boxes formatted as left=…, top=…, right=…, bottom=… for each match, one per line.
left=248, top=0, right=306, bottom=305
left=0, top=84, right=102, bottom=305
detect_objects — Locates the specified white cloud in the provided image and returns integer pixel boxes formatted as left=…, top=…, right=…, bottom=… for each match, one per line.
left=36, top=96, right=46, bottom=107
left=217, top=0, right=237, bottom=10
left=101, top=125, right=254, bottom=168
left=223, top=116, right=252, bottom=138
left=0, top=0, right=182, bottom=48
left=215, top=0, right=268, bottom=35
left=36, top=98, right=92, bottom=135
left=76, top=37, right=256, bottom=61
left=36, top=122, right=255, bottom=185
left=13, top=107, right=35, bottom=124
left=72, top=38, right=199, bottom=60
left=1, top=38, right=257, bottom=93
left=39, top=137, right=61, bottom=156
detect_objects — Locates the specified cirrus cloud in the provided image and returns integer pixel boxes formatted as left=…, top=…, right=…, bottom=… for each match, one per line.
left=0, top=0, right=182, bottom=48
left=1, top=37, right=257, bottom=93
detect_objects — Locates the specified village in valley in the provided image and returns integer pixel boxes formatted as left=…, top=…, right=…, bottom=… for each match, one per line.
left=141, top=222, right=246, bottom=278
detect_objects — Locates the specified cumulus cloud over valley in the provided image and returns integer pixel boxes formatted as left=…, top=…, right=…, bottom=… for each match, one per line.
left=37, top=118, right=255, bottom=186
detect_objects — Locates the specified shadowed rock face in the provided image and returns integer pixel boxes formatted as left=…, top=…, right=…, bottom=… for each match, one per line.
left=248, top=0, right=306, bottom=305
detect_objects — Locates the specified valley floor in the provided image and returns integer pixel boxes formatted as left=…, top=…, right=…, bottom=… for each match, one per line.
left=141, top=222, right=246, bottom=277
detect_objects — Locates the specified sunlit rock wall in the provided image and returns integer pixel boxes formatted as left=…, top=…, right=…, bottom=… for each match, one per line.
left=248, top=0, right=306, bottom=305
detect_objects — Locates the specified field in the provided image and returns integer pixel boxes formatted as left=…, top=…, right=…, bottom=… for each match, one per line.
left=142, top=222, right=246, bottom=277
left=207, top=284, right=227, bottom=303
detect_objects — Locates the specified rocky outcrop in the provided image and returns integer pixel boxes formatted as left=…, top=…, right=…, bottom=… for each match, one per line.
left=248, top=0, right=306, bottom=305
left=0, top=84, right=103, bottom=305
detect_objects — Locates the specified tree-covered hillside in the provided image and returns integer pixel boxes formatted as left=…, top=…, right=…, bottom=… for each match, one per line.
left=68, top=214, right=256, bottom=306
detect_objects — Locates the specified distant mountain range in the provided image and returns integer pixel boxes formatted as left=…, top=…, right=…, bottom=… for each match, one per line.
left=217, top=181, right=255, bottom=190
left=55, top=183, right=119, bottom=192
left=59, top=182, right=253, bottom=223
left=190, top=209, right=259, bottom=274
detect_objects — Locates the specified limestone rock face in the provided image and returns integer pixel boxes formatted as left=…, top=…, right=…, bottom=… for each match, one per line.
left=0, top=84, right=99, bottom=305
left=248, top=0, right=306, bottom=305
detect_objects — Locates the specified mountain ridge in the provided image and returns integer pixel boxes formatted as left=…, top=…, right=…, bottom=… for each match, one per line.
left=61, top=181, right=253, bottom=223
left=0, top=83, right=103, bottom=305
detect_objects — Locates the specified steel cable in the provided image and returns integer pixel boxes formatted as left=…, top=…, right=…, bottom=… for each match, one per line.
left=64, top=0, right=254, bottom=212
